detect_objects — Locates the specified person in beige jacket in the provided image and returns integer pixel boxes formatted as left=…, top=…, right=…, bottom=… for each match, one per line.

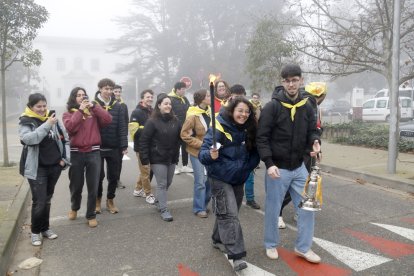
left=180, top=89, right=212, bottom=218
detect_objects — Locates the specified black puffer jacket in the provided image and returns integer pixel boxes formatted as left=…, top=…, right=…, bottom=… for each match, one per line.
left=139, top=113, right=181, bottom=165
left=94, top=92, right=128, bottom=150
left=169, top=93, right=190, bottom=124
left=257, top=86, right=321, bottom=170
left=130, top=103, right=152, bottom=152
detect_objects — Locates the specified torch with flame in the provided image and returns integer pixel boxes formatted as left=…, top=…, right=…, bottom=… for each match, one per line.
left=209, top=73, right=220, bottom=149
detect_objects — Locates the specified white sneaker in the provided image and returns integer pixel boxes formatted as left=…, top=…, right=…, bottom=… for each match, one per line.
left=278, top=216, right=286, bottom=229
left=174, top=167, right=181, bottom=175
left=294, top=248, right=321, bottom=263
left=133, top=189, right=145, bottom=197
left=266, top=248, right=279, bottom=260
left=145, top=194, right=156, bottom=204
left=181, top=166, right=193, bottom=173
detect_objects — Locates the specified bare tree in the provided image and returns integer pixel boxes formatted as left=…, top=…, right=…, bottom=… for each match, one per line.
left=284, top=0, right=414, bottom=174
left=0, top=0, right=48, bottom=166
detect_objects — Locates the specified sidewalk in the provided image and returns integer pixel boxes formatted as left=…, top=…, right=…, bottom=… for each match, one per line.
left=0, top=141, right=413, bottom=274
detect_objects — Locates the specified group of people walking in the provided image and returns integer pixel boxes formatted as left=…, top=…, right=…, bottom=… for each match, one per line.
left=19, top=63, right=327, bottom=272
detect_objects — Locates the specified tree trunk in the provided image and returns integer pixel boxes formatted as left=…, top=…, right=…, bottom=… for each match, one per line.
left=1, top=63, right=10, bottom=167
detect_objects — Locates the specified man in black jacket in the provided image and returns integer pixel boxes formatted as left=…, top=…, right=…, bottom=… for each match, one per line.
left=94, top=78, right=128, bottom=214
left=168, top=81, right=192, bottom=174
left=129, top=89, right=155, bottom=204
left=257, top=64, right=322, bottom=263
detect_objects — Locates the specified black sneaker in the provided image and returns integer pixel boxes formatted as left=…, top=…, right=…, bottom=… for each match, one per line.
left=246, top=200, right=261, bottom=209
left=117, top=180, right=126, bottom=189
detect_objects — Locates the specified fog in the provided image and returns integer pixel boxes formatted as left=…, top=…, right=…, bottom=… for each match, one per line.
left=36, top=0, right=130, bottom=39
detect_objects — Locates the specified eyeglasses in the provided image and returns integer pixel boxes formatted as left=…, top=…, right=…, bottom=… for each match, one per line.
left=235, top=109, right=251, bottom=115
left=282, top=78, right=301, bottom=85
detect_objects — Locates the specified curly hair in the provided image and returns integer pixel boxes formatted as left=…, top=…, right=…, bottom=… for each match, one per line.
left=224, top=97, right=257, bottom=151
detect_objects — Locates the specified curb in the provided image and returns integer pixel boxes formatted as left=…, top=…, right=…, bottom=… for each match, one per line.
left=321, top=164, right=414, bottom=194
left=0, top=180, right=30, bottom=275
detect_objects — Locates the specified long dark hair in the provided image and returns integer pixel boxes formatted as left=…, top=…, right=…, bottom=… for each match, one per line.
left=66, top=87, right=87, bottom=111
left=224, top=97, right=257, bottom=151
left=152, top=93, right=176, bottom=120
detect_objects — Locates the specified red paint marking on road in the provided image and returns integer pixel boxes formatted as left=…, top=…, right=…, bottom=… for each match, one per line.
left=344, top=229, right=414, bottom=258
left=278, top=247, right=351, bottom=276
left=177, top=263, right=199, bottom=276
left=401, top=218, right=414, bottom=224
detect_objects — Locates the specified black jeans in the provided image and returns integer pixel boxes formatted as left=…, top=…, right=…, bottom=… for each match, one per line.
left=98, top=149, right=119, bottom=199
left=28, top=165, right=62, bottom=234
left=179, top=140, right=189, bottom=167
left=210, top=178, right=246, bottom=260
left=117, top=148, right=123, bottom=181
left=69, top=151, right=101, bottom=219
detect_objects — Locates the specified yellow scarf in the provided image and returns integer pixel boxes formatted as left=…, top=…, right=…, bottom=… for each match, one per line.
left=70, top=108, right=91, bottom=119
left=21, top=107, right=50, bottom=121
left=280, top=98, right=308, bottom=121
left=168, top=89, right=185, bottom=104
left=215, top=120, right=232, bottom=142
left=186, top=106, right=211, bottom=117
left=249, top=99, right=262, bottom=110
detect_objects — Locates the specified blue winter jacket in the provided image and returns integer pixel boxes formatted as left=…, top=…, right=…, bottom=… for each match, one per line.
left=199, top=113, right=260, bottom=186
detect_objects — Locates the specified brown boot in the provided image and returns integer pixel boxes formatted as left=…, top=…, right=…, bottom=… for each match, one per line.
left=106, top=199, right=119, bottom=214
left=88, top=218, right=98, bottom=228
left=68, top=210, right=77, bottom=220
left=95, top=197, right=102, bottom=214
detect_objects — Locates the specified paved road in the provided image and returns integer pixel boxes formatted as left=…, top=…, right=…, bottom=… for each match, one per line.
left=7, top=144, right=414, bottom=276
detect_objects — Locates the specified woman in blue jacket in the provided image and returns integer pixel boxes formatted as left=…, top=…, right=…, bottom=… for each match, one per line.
left=199, top=97, right=259, bottom=272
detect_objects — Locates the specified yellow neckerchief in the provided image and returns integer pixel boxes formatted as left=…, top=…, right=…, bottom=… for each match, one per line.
left=215, top=119, right=232, bottom=142
left=95, top=98, right=116, bottom=111
left=117, top=97, right=124, bottom=104
left=20, top=107, right=49, bottom=121
left=249, top=99, right=262, bottom=110
left=70, top=108, right=91, bottom=119
left=186, top=105, right=211, bottom=117
left=280, top=98, right=308, bottom=121
left=168, top=89, right=185, bottom=104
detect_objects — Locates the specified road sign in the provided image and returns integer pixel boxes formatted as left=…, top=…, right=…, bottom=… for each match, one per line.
left=180, top=76, right=192, bottom=90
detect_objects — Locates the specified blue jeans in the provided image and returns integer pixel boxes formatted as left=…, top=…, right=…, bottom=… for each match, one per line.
left=244, top=171, right=255, bottom=201
left=190, top=155, right=211, bottom=214
left=264, top=163, right=315, bottom=253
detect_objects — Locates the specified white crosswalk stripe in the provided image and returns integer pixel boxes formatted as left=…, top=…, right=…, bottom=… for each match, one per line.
left=224, top=254, right=276, bottom=276
left=371, top=223, right=414, bottom=242
left=313, top=237, right=392, bottom=271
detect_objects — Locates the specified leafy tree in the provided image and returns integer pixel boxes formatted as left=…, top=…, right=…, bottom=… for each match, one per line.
left=245, top=17, right=295, bottom=93
left=0, top=0, right=48, bottom=166
left=111, top=0, right=283, bottom=91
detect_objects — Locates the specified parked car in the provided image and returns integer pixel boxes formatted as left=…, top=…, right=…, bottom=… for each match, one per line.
left=320, top=100, right=351, bottom=116
left=362, top=97, right=413, bottom=122
left=400, top=120, right=414, bottom=141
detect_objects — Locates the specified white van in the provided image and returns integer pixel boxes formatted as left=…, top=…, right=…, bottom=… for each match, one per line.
left=362, top=97, right=413, bottom=122
left=374, top=87, right=414, bottom=101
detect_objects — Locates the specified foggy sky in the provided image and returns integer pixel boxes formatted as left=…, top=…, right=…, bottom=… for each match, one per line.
left=36, top=0, right=132, bottom=39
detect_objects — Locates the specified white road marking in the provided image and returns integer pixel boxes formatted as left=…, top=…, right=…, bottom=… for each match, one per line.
left=225, top=254, right=276, bottom=276
left=313, top=237, right=392, bottom=271
left=371, top=223, right=414, bottom=242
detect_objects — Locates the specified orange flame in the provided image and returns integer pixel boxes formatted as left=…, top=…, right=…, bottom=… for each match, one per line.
left=209, top=73, right=221, bottom=83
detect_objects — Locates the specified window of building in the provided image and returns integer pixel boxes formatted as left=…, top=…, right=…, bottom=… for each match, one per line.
left=74, top=57, right=83, bottom=69
left=56, top=58, right=65, bottom=71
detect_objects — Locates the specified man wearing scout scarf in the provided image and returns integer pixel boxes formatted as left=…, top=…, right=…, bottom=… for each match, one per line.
left=94, top=78, right=128, bottom=214
left=257, top=64, right=322, bottom=263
